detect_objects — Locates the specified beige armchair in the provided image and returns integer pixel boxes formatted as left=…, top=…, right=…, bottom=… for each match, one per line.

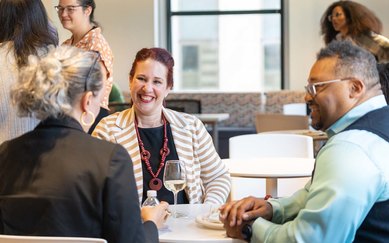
left=254, top=113, right=309, bottom=133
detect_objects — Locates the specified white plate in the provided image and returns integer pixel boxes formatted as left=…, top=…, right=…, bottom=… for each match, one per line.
left=195, top=214, right=224, bottom=230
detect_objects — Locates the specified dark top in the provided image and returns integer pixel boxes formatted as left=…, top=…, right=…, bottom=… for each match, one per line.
left=139, top=124, right=188, bottom=204
left=0, top=116, right=158, bottom=243
left=343, top=106, right=389, bottom=243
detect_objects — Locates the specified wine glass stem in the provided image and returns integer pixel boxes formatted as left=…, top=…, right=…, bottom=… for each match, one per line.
left=173, top=191, right=178, bottom=218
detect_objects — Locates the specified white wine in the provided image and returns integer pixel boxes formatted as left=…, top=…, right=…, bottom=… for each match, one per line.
left=164, top=179, right=186, bottom=192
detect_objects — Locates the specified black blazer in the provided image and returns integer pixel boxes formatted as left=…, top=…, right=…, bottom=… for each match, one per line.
left=0, top=116, right=158, bottom=243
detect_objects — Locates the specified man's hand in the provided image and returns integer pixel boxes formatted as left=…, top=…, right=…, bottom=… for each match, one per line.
left=223, top=220, right=253, bottom=241
left=219, top=196, right=273, bottom=227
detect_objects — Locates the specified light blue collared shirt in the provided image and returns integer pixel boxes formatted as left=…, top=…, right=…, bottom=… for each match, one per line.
left=252, top=95, right=389, bottom=243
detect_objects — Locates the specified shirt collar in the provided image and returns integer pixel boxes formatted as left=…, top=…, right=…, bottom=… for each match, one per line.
left=326, top=95, right=387, bottom=137
left=115, top=106, right=189, bottom=130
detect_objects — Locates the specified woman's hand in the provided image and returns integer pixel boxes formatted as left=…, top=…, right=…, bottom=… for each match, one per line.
left=141, top=201, right=170, bottom=228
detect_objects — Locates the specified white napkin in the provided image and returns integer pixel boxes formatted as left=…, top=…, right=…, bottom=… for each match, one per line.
left=207, top=211, right=222, bottom=223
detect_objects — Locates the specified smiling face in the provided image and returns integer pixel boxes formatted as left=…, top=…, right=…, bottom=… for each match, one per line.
left=130, top=59, right=171, bottom=118
left=58, top=0, right=90, bottom=33
left=305, top=57, right=353, bottom=131
left=330, top=6, right=348, bottom=35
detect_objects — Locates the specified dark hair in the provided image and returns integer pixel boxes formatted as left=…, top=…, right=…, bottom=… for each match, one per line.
left=0, top=0, right=59, bottom=67
left=317, top=40, right=380, bottom=91
left=320, top=1, right=382, bottom=44
left=377, top=63, right=389, bottom=103
left=78, top=0, right=99, bottom=27
left=129, top=48, right=175, bottom=88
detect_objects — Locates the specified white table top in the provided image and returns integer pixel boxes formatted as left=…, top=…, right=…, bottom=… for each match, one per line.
left=159, top=204, right=244, bottom=243
left=194, top=113, right=230, bottom=123
left=223, top=157, right=315, bottom=178
left=262, top=129, right=328, bottom=141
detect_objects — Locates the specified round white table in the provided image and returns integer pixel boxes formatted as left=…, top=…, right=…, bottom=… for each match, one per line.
left=159, top=204, right=244, bottom=243
left=223, top=157, right=315, bottom=198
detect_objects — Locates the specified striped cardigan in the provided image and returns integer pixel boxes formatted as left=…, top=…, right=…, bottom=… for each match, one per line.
left=92, top=107, right=231, bottom=204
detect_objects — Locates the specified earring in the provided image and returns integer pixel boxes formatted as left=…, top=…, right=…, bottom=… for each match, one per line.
left=80, top=110, right=95, bottom=126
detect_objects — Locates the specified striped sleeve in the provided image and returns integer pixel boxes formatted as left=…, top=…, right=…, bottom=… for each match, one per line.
left=92, top=112, right=144, bottom=203
left=193, top=117, right=231, bottom=204
left=92, top=115, right=117, bottom=143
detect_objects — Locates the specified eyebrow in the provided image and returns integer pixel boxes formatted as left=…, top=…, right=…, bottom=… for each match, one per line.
left=308, top=78, right=319, bottom=83
left=135, top=74, right=164, bottom=80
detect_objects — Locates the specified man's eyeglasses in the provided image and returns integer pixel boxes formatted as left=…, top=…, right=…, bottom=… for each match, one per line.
left=54, top=5, right=83, bottom=14
left=328, top=12, right=344, bottom=22
left=305, top=78, right=352, bottom=97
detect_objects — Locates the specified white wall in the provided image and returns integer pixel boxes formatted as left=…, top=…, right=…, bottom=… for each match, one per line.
left=43, top=0, right=155, bottom=92
left=43, top=0, right=389, bottom=93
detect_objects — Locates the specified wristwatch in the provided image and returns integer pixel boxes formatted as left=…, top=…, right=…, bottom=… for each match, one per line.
left=241, top=223, right=252, bottom=242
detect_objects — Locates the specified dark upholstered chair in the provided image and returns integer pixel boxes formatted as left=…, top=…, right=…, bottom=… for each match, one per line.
left=165, top=99, right=201, bottom=114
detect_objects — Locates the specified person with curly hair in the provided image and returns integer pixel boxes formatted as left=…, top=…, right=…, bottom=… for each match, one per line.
left=320, top=0, right=389, bottom=63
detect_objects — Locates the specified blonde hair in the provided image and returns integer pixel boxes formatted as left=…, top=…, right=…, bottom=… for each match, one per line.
left=11, top=45, right=102, bottom=120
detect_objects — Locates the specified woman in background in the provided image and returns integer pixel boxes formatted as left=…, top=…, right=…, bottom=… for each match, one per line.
left=0, top=46, right=168, bottom=243
left=93, top=47, right=231, bottom=205
left=0, top=0, right=58, bottom=144
left=320, top=0, right=389, bottom=63
left=56, top=0, right=113, bottom=133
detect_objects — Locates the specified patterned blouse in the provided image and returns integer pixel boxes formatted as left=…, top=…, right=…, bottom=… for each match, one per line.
left=63, top=27, right=113, bottom=109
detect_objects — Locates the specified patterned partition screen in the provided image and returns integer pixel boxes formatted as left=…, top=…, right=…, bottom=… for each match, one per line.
left=124, top=91, right=306, bottom=128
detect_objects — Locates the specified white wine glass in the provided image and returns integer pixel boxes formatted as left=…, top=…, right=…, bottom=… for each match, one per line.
left=163, top=160, right=187, bottom=218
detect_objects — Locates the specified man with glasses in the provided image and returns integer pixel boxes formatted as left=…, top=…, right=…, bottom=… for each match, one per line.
left=219, top=40, right=389, bottom=242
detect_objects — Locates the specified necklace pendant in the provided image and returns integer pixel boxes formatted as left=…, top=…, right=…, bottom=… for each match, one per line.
left=149, top=178, right=162, bottom=191
left=141, top=150, right=151, bottom=160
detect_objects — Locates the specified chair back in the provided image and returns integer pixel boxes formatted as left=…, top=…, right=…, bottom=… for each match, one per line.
left=255, top=113, right=309, bottom=133
left=283, top=103, right=308, bottom=115
left=165, top=99, right=201, bottom=114
left=228, top=133, right=313, bottom=200
left=0, top=235, right=107, bottom=243
left=229, top=133, right=314, bottom=159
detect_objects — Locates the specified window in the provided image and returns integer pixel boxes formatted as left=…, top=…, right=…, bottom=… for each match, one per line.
left=182, top=45, right=199, bottom=71
left=166, top=0, right=283, bottom=92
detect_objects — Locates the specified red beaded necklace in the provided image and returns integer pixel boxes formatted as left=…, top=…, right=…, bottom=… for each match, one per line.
left=134, top=115, right=170, bottom=191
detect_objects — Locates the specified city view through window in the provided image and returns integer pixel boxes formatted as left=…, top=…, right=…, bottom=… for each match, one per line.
left=168, top=0, right=282, bottom=92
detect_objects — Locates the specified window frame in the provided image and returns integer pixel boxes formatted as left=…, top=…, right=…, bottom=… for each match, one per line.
left=165, top=0, right=286, bottom=90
